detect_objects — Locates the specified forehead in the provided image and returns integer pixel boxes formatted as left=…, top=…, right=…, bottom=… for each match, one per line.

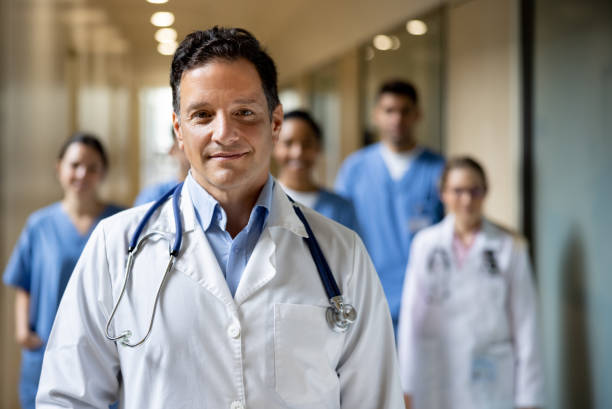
left=377, top=93, right=415, bottom=108
left=280, top=118, right=317, bottom=138
left=63, top=143, right=99, bottom=159
left=446, top=167, right=485, bottom=186
left=179, top=58, right=265, bottom=103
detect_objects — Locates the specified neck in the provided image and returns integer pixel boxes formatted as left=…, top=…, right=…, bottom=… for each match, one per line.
left=199, top=177, right=268, bottom=238
left=383, top=139, right=417, bottom=153
left=62, top=193, right=102, bottom=217
left=277, top=171, right=318, bottom=192
left=454, top=217, right=482, bottom=244
left=178, top=166, right=190, bottom=182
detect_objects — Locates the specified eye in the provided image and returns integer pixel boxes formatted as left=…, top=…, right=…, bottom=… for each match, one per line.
left=236, top=109, right=254, bottom=117
left=87, top=164, right=101, bottom=173
left=193, top=110, right=212, bottom=121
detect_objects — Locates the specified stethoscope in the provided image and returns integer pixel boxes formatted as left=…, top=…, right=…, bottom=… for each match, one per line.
left=105, top=183, right=357, bottom=347
left=425, top=246, right=499, bottom=305
left=426, top=247, right=499, bottom=275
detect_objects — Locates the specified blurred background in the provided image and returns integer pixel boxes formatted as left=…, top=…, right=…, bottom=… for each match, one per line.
left=0, top=0, right=610, bottom=407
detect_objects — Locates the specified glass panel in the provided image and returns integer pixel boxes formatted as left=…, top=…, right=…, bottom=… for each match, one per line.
left=533, top=0, right=612, bottom=407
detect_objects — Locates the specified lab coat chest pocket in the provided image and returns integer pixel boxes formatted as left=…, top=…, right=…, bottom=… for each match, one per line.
left=274, top=303, right=344, bottom=408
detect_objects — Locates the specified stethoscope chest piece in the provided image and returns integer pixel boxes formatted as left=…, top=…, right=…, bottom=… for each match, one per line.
left=326, top=296, right=357, bottom=333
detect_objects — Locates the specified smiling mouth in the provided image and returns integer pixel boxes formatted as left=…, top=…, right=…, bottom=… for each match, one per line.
left=209, top=152, right=248, bottom=160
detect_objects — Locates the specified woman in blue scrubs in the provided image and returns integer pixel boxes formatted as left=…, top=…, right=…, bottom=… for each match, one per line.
left=3, top=133, right=123, bottom=409
left=273, top=110, right=359, bottom=231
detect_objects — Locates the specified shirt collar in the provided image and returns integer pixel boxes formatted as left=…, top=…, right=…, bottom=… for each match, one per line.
left=185, top=172, right=274, bottom=232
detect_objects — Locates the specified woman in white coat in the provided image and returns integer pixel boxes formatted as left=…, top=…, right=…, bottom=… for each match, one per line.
left=397, top=156, right=544, bottom=409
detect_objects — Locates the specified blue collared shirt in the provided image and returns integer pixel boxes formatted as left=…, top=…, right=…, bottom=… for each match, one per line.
left=185, top=173, right=274, bottom=297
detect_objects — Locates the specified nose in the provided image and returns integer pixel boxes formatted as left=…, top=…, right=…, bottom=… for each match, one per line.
left=210, top=111, right=238, bottom=145
left=289, top=143, right=303, bottom=158
left=75, top=165, right=88, bottom=179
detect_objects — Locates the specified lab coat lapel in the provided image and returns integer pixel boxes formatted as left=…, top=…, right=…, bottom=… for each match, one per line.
left=439, top=214, right=456, bottom=265
left=169, top=186, right=235, bottom=308
left=471, top=219, right=503, bottom=256
left=234, top=183, right=307, bottom=306
left=460, top=218, right=503, bottom=275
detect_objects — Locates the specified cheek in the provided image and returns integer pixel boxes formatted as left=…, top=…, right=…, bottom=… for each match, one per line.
left=272, top=146, right=288, bottom=162
left=303, top=149, right=318, bottom=163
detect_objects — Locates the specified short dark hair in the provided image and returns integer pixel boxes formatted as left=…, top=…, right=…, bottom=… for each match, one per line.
left=170, top=27, right=280, bottom=117
left=283, top=110, right=322, bottom=142
left=377, top=80, right=419, bottom=104
left=440, top=156, right=488, bottom=192
left=57, top=132, right=108, bottom=170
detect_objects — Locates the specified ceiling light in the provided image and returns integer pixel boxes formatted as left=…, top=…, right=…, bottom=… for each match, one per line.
left=155, top=27, right=177, bottom=43
left=406, top=20, right=428, bottom=36
left=151, top=11, right=175, bottom=27
left=373, top=35, right=393, bottom=51
left=147, top=0, right=168, bottom=3
left=158, top=41, right=178, bottom=55
left=390, top=35, right=401, bottom=50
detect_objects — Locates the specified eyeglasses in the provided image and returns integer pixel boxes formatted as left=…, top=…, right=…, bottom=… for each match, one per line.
left=447, top=187, right=486, bottom=198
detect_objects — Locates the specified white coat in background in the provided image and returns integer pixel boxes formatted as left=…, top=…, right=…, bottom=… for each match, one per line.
left=36, top=183, right=404, bottom=409
left=397, top=214, right=545, bottom=409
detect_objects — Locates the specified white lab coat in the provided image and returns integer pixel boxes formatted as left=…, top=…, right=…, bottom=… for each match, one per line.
left=397, top=215, right=544, bottom=409
left=37, top=183, right=404, bottom=409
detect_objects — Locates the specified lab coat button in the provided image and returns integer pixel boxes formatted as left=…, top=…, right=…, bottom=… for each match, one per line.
left=228, top=324, right=241, bottom=339
left=230, top=400, right=244, bottom=409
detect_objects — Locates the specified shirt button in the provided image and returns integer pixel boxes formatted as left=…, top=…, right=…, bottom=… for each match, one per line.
left=227, top=323, right=241, bottom=339
left=230, top=400, right=244, bottom=409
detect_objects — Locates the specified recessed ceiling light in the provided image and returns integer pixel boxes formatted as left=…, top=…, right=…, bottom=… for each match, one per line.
left=158, top=41, right=178, bottom=55
left=406, top=20, right=428, bottom=36
left=364, top=46, right=375, bottom=61
left=151, top=11, right=174, bottom=27
left=390, top=35, right=400, bottom=50
left=155, top=27, right=177, bottom=43
left=373, top=35, right=393, bottom=51
left=147, top=0, right=168, bottom=4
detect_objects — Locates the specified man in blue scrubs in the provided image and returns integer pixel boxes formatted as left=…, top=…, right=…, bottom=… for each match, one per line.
left=335, top=80, right=445, bottom=333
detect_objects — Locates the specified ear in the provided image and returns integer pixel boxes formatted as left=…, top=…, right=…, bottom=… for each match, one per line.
left=415, top=105, right=423, bottom=121
left=270, top=104, right=283, bottom=144
left=172, top=111, right=184, bottom=149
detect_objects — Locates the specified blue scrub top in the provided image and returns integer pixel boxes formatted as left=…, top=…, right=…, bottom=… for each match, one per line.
left=335, top=144, right=444, bottom=332
left=3, top=202, right=123, bottom=409
left=314, top=188, right=360, bottom=233
left=133, top=179, right=179, bottom=206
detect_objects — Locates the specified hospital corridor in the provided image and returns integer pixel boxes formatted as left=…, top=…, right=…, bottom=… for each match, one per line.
left=0, top=0, right=610, bottom=408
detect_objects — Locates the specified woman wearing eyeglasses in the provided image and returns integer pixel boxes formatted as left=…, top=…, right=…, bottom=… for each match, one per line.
left=397, top=156, right=544, bottom=409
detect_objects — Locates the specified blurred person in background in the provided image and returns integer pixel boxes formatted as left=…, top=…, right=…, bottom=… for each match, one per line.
left=2, top=133, right=123, bottom=409
left=133, top=129, right=190, bottom=205
left=397, top=157, right=544, bottom=409
left=335, top=80, right=445, bottom=333
left=273, top=109, right=359, bottom=231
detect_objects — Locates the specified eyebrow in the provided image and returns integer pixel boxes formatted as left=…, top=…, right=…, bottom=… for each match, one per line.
left=233, top=98, right=259, bottom=105
left=184, top=98, right=261, bottom=113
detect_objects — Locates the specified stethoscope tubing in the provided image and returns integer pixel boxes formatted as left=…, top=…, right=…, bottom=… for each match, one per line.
left=106, top=183, right=356, bottom=347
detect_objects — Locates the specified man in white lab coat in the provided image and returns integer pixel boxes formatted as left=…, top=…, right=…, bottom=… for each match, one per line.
left=36, top=27, right=403, bottom=409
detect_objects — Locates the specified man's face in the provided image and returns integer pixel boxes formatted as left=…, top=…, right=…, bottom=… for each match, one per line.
left=373, top=93, right=420, bottom=151
left=173, top=58, right=282, bottom=194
